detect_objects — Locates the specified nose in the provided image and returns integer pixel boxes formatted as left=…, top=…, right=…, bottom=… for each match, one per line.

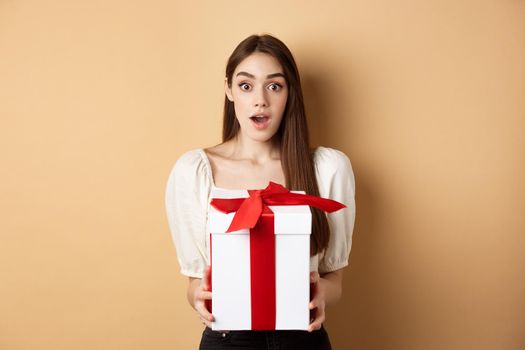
left=253, top=87, right=268, bottom=107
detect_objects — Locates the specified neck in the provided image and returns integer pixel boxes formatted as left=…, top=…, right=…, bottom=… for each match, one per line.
left=230, top=133, right=281, bottom=164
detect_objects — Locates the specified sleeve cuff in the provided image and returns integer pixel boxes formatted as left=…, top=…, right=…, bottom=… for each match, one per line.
left=180, top=268, right=204, bottom=279
left=318, top=260, right=348, bottom=274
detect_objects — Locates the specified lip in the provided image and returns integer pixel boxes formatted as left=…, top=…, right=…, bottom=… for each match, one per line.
left=251, top=112, right=270, bottom=118
left=249, top=114, right=271, bottom=130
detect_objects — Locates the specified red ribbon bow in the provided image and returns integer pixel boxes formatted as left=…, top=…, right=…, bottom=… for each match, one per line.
left=209, top=181, right=346, bottom=330
left=210, top=181, right=346, bottom=233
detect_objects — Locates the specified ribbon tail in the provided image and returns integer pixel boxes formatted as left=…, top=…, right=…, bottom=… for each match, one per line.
left=250, top=209, right=276, bottom=330
left=265, top=192, right=347, bottom=213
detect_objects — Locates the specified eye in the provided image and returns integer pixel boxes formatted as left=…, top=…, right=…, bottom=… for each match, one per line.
left=238, top=83, right=251, bottom=91
left=268, top=83, right=283, bottom=92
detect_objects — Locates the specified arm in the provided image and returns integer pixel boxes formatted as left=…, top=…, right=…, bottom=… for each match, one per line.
left=308, top=268, right=344, bottom=332
left=187, top=277, right=200, bottom=309
left=319, top=269, right=344, bottom=306
left=187, top=266, right=214, bottom=327
left=308, top=148, right=355, bottom=331
left=165, top=151, right=214, bottom=324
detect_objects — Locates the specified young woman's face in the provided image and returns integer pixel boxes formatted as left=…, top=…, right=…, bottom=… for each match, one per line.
left=225, top=52, right=288, bottom=143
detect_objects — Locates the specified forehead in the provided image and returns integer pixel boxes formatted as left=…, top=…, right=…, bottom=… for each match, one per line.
left=233, top=52, right=284, bottom=78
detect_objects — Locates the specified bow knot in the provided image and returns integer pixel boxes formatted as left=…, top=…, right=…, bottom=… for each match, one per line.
left=210, top=181, right=346, bottom=233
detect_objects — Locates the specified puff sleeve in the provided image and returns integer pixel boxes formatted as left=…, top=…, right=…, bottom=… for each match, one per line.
left=314, top=147, right=356, bottom=274
left=164, top=149, right=212, bottom=278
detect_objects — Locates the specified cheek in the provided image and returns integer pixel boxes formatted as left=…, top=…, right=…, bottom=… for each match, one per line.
left=277, top=95, right=288, bottom=113
left=232, top=96, right=250, bottom=118
left=235, top=94, right=252, bottom=108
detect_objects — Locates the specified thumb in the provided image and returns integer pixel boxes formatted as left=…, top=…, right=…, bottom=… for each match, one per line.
left=310, top=271, right=320, bottom=283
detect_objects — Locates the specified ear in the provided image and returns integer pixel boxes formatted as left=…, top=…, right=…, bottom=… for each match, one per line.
left=224, top=77, right=234, bottom=102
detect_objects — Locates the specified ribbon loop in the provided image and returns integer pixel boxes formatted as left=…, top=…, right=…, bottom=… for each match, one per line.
left=210, top=181, right=346, bottom=233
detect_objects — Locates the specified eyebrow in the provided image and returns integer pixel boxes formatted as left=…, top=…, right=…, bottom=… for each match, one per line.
left=235, top=71, right=285, bottom=79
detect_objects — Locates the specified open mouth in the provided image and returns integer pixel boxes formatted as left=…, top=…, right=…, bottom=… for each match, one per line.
left=250, top=116, right=269, bottom=123
left=249, top=115, right=271, bottom=130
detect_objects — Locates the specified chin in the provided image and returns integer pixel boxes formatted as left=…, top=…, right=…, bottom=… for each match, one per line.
left=247, top=131, right=278, bottom=143
left=252, top=135, right=275, bottom=143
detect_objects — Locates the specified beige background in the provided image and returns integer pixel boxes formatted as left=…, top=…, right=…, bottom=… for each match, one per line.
left=1, top=1, right=524, bottom=349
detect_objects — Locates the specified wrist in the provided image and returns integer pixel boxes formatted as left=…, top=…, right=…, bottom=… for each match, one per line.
left=187, top=278, right=200, bottom=309
left=319, top=276, right=342, bottom=306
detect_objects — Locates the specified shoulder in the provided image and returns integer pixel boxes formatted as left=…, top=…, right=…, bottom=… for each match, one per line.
left=168, top=148, right=210, bottom=183
left=172, top=148, right=206, bottom=171
left=165, top=148, right=213, bottom=207
left=313, top=146, right=353, bottom=175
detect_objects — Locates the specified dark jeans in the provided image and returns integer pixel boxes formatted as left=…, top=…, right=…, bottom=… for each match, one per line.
left=199, top=325, right=332, bottom=350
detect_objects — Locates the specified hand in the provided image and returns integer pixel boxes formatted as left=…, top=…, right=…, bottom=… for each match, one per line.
left=193, top=266, right=214, bottom=327
left=308, top=271, right=325, bottom=332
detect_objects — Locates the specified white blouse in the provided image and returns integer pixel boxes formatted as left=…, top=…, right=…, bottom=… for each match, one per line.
left=164, top=146, right=356, bottom=278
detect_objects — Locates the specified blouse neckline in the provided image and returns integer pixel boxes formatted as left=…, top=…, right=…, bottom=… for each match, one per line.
left=198, top=148, right=270, bottom=191
left=197, top=147, right=324, bottom=191
left=197, top=148, right=221, bottom=189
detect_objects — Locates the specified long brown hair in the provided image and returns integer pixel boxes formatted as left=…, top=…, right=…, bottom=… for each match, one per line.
left=222, top=34, right=330, bottom=256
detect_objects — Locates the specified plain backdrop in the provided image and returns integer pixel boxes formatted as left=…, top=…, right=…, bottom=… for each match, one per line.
left=1, top=1, right=524, bottom=349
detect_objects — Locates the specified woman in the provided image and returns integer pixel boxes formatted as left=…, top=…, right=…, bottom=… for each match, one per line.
left=165, top=33, right=356, bottom=349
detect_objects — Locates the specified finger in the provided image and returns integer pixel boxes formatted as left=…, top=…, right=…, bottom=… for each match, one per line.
left=309, top=291, right=322, bottom=308
left=310, top=271, right=319, bottom=283
left=308, top=301, right=325, bottom=331
left=195, top=302, right=215, bottom=322
left=197, top=290, right=212, bottom=301
left=199, top=315, right=212, bottom=328
left=308, top=312, right=325, bottom=332
left=308, top=320, right=323, bottom=332
left=198, top=310, right=212, bottom=327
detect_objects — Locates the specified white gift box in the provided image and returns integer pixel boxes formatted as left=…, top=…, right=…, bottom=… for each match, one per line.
left=207, top=187, right=311, bottom=331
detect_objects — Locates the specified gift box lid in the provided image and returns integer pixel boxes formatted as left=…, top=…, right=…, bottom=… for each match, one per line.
left=207, top=187, right=312, bottom=235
